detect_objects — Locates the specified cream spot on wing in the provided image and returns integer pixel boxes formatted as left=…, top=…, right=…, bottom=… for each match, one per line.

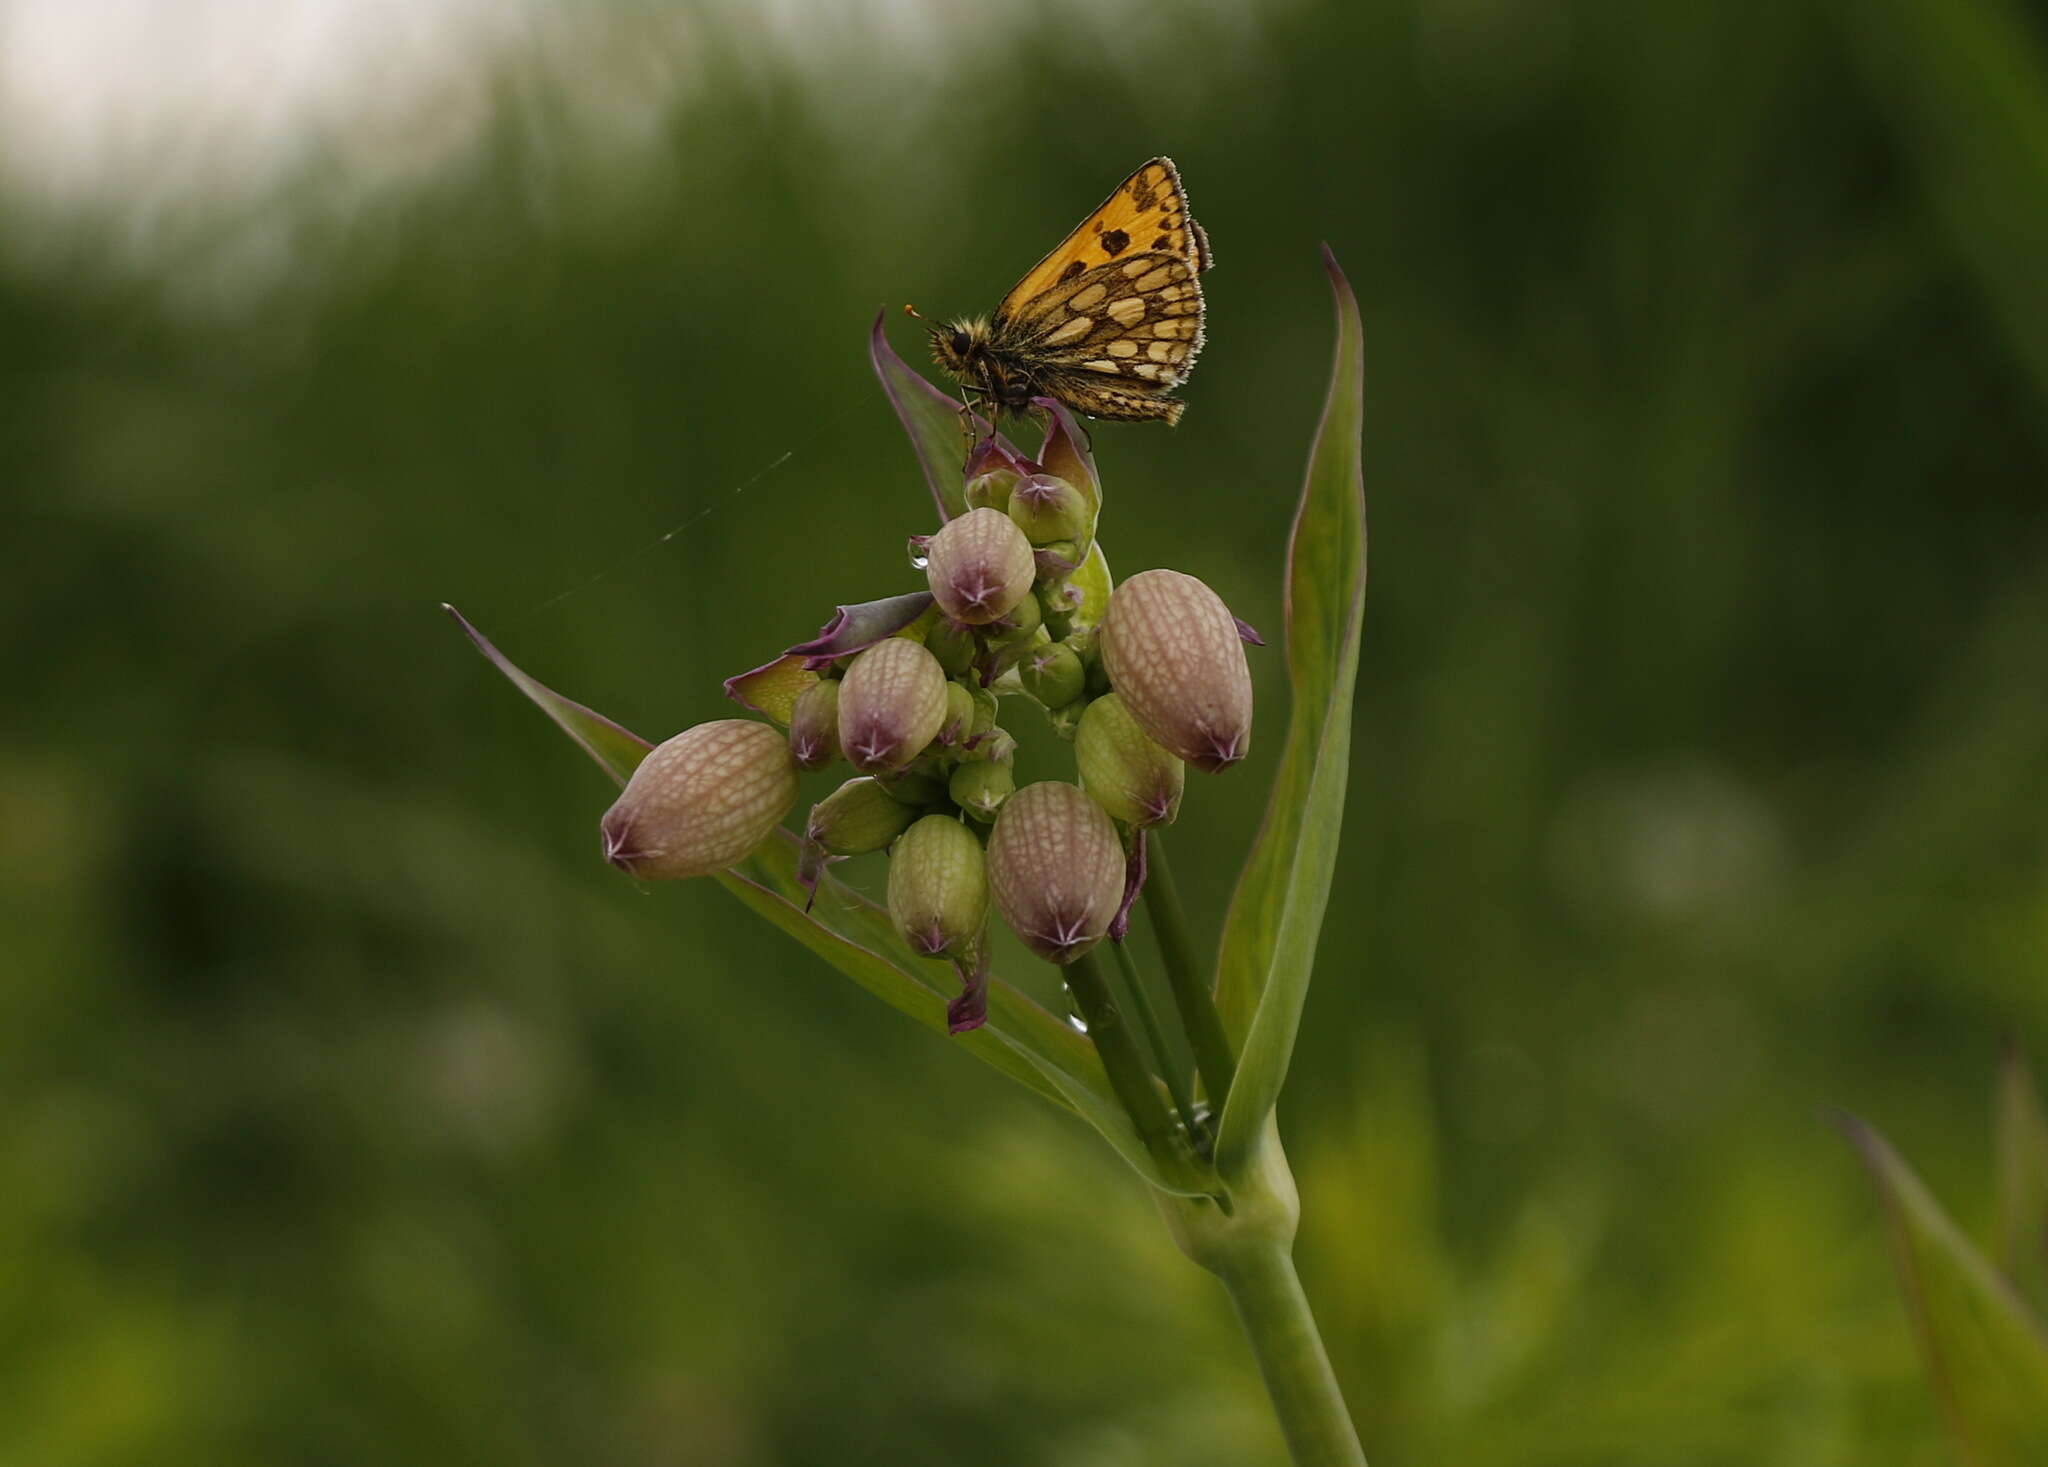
left=1121, top=258, right=1152, bottom=278
left=1132, top=265, right=1175, bottom=292
left=1131, top=363, right=1163, bottom=380
left=1147, top=340, right=1179, bottom=362
left=1106, top=296, right=1146, bottom=326
left=1152, top=318, right=1193, bottom=338
left=1068, top=282, right=1108, bottom=312
left=1085, top=359, right=1122, bottom=372
left=1043, top=316, right=1094, bottom=346
left=1107, top=340, right=1139, bottom=357
left=1157, top=285, right=1183, bottom=302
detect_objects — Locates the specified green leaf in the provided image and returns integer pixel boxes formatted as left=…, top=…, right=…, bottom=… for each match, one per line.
left=730, top=831, right=1212, bottom=1194
left=1838, top=1111, right=2048, bottom=1465
left=723, top=655, right=819, bottom=726
left=1212, top=247, right=1367, bottom=1180
left=1036, top=398, right=1104, bottom=542
left=723, top=590, right=937, bottom=724
left=445, top=604, right=652, bottom=787
left=1068, top=542, right=1115, bottom=632
left=870, top=310, right=994, bottom=520
left=1996, top=1042, right=2048, bottom=1318
left=1842, top=0, right=2048, bottom=404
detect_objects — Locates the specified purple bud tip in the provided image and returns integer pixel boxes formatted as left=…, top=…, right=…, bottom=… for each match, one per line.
left=1234, top=616, right=1267, bottom=647
left=601, top=818, right=644, bottom=873
left=1030, top=912, right=1096, bottom=964
left=910, top=921, right=950, bottom=958
left=955, top=575, right=1001, bottom=613
left=1191, top=731, right=1247, bottom=774
left=845, top=728, right=891, bottom=770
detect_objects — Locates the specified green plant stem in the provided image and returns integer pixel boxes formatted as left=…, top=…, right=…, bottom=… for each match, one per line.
left=1065, top=951, right=1189, bottom=1176
left=1110, top=938, right=1204, bottom=1145
left=1214, top=1244, right=1367, bottom=1467
left=1144, top=836, right=1238, bottom=1110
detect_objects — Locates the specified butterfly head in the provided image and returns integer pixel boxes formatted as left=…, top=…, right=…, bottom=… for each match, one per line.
left=926, top=315, right=994, bottom=377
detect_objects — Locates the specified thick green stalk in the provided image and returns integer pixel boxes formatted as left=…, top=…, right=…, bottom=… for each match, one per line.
left=1111, top=938, right=1204, bottom=1145
left=1144, top=836, right=1238, bottom=1110
left=1065, top=951, right=1195, bottom=1181
left=1161, top=1126, right=1366, bottom=1467
left=1214, top=1246, right=1366, bottom=1467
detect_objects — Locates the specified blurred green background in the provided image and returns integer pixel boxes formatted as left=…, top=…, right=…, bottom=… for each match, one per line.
left=4, top=0, right=2046, bottom=1461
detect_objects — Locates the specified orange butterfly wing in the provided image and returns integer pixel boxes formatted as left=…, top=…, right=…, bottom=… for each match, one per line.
left=995, top=157, right=1211, bottom=325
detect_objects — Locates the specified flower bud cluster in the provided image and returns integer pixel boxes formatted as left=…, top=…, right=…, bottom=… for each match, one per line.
left=598, top=427, right=1256, bottom=1031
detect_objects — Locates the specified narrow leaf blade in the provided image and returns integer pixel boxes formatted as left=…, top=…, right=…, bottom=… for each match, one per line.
left=1213, top=248, right=1367, bottom=1179
left=1996, top=1042, right=2048, bottom=1317
left=1839, top=1111, right=2048, bottom=1465
left=731, top=833, right=1207, bottom=1191
left=446, top=604, right=653, bottom=787
left=870, top=310, right=986, bottom=520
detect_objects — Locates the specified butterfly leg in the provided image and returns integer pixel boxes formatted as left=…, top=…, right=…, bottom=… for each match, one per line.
left=955, top=386, right=993, bottom=451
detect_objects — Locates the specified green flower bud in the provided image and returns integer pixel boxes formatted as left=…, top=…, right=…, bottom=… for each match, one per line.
left=1045, top=698, right=1088, bottom=742
left=1099, top=569, right=1253, bottom=773
left=1038, top=555, right=1084, bottom=599
left=964, top=467, right=1020, bottom=513
left=838, top=638, right=949, bottom=774
left=1007, top=473, right=1091, bottom=545
left=878, top=765, right=949, bottom=806
left=968, top=686, right=1000, bottom=737
left=987, top=782, right=1125, bottom=964
left=939, top=680, right=975, bottom=745
left=985, top=583, right=1043, bottom=651
left=887, top=815, right=990, bottom=957
left=948, top=759, right=1015, bottom=822
left=925, top=618, right=979, bottom=678
left=787, top=678, right=841, bottom=771
left=974, top=728, right=1020, bottom=765
left=925, top=507, right=1035, bottom=626
left=1019, top=642, right=1086, bottom=709
left=601, top=720, right=796, bottom=879
left=1076, top=693, right=1184, bottom=828
left=806, top=776, right=920, bottom=855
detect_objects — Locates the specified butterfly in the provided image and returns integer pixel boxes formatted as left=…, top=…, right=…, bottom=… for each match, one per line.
left=914, top=157, right=1213, bottom=429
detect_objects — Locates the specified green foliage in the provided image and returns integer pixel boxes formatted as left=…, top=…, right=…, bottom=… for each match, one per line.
left=1839, top=1102, right=2048, bottom=1465
left=1213, top=249, right=1368, bottom=1182
left=7, top=0, right=2048, bottom=1460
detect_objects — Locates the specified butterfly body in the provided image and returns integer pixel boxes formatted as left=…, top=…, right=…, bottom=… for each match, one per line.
left=925, top=158, right=1212, bottom=428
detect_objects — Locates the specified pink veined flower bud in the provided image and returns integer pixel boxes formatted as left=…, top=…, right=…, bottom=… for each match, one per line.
left=887, top=814, right=990, bottom=958
left=601, top=720, right=797, bottom=879
left=1099, top=569, right=1253, bottom=773
left=787, top=678, right=840, bottom=771
left=1076, top=692, right=1184, bottom=828
left=838, top=637, right=949, bottom=773
left=987, top=782, right=1126, bottom=964
left=925, top=507, right=1036, bottom=625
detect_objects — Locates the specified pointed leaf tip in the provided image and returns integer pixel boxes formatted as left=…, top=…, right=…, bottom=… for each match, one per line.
left=1211, top=245, right=1367, bottom=1181
left=446, top=603, right=653, bottom=787
left=870, top=310, right=988, bottom=520
left=1837, top=1108, right=2048, bottom=1462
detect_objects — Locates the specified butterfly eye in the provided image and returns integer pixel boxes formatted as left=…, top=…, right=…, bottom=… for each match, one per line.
left=950, top=330, right=973, bottom=356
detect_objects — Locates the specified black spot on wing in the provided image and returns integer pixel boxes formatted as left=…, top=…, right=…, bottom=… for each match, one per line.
left=1059, top=259, right=1086, bottom=282
left=1100, top=229, right=1131, bottom=256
